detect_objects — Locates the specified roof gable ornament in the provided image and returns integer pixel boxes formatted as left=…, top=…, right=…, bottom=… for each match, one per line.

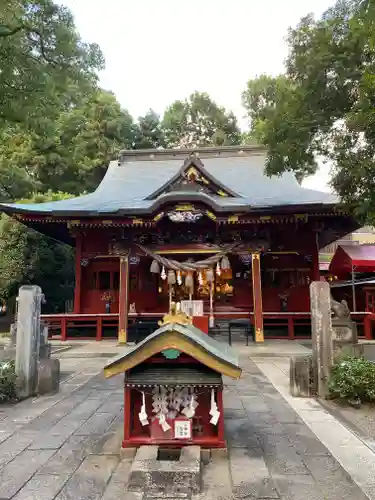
left=146, top=154, right=238, bottom=200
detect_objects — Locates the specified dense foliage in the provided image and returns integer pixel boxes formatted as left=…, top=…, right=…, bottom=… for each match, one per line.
left=0, top=0, right=104, bottom=127
left=0, top=361, right=17, bottom=403
left=0, top=192, right=75, bottom=312
left=243, top=0, right=375, bottom=222
left=163, top=92, right=241, bottom=148
left=328, top=356, right=375, bottom=403
left=0, top=2, right=243, bottom=311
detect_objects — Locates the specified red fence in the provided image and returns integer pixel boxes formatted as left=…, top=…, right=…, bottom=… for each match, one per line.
left=41, top=311, right=370, bottom=341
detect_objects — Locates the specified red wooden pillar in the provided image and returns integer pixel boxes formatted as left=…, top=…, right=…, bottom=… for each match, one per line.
left=61, top=317, right=67, bottom=341
left=96, top=316, right=103, bottom=341
left=118, top=254, right=130, bottom=344
left=252, top=252, right=264, bottom=342
left=122, top=387, right=131, bottom=447
left=216, top=389, right=226, bottom=447
left=288, top=316, right=295, bottom=340
left=73, top=232, right=82, bottom=314
left=364, top=315, right=372, bottom=340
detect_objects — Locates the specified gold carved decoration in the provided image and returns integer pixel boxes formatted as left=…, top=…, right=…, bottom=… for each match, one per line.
left=205, top=210, right=217, bottom=221
left=67, top=220, right=81, bottom=228
left=294, top=214, right=308, bottom=222
left=175, top=204, right=195, bottom=211
left=118, top=329, right=126, bottom=344
left=154, top=212, right=164, bottom=221
left=217, top=190, right=228, bottom=197
left=255, top=328, right=264, bottom=342
left=227, top=215, right=239, bottom=223
left=158, top=303, right=192, bottom=327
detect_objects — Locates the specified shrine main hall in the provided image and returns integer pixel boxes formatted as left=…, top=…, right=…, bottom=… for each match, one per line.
left=0, top=146, right=358, bottom=342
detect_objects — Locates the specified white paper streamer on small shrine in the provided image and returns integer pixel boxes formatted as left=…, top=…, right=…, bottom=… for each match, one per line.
left=209, top=389, right=220, bottom=425
left=182, top=393, right=198, bottom=419
left=159, top=413, right=172, bottom=432
left=138, top=391, right=149, bottom=426
left=152, top=386, right=170, bottom=432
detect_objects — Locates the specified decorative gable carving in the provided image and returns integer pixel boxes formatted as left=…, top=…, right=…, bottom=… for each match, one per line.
left=146, top=156, right=238, bottom=200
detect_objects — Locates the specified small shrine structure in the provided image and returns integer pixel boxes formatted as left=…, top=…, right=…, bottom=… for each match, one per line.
left=103, top=305, right=241, bottom=448
left=328, top=244, right=375, bottom=338
left=0, top=146, right=359, bottom=341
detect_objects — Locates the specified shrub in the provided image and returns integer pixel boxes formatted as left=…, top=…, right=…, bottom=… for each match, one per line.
left=0, top=360, right=17, bottom=402
left=328, top=356, right=375, bottom=404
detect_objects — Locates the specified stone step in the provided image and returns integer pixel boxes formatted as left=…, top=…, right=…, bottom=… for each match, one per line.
left=128, top=445, right=201, bottom=495
left=144, top=494, right=190, bottom=499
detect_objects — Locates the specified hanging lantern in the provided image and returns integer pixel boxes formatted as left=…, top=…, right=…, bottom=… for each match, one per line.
left=206, top=268, right=214, bottom=282
left=221, top=255, right=231, bottom=270
left=198, top=271, right=203, bottom=286
left=216, top=261, right=221, bottom=276
left=185, top=272, right=194, bottom=289
left=161, top=266, right=167, bottom=280
left=150, top=259, right=160, bottom=274
left=177, top=270, right=182, bottom=285
left=168, top=269, right=176, bottom=285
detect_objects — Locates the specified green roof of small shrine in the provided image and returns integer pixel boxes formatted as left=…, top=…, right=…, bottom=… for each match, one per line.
left=0, top=146, right=338, bottom=217
left=103, top=319, right=241, bottom=379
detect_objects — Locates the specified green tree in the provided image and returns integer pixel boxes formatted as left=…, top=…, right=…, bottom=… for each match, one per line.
left=0, top=0, right=104, bottom=127
left=242, top=0, right=375, bottom=222
left=133, top=110, right=166, bottom=149
left=0, top=90, right=136, bottom=197
left=0, top=192, right=75, bottom=312
left=162, top=91, right=241, bottom=148
left=42, top=90, right=136, bottom=193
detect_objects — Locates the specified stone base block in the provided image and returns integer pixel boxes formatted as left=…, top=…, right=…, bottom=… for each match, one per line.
left=128, top=445, right=201, bottom=495
left=290, top=355, right=313, bottom=397
left=210, top=448, right=228, bottom=460
left=120, top=447, right=137, bottom=460
left=37, top=358, right=60, bottom=395
left=332, top=319, right=358, bottom=343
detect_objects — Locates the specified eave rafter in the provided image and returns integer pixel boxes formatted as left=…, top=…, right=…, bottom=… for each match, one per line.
left=9, top=207, right=350, bottom=230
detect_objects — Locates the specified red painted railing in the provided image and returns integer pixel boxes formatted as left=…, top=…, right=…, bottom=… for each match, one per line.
left=41, top=311, right=370, bottom=341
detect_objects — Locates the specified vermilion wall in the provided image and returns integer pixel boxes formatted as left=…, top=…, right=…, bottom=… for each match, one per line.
left=76, top=226, right=319, bottom=314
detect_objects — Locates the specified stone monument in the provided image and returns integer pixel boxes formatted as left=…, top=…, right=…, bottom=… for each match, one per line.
left=291, top=282, right=363, bottom=399
left=15, top=285, right=59, bottom=398
left=330, top=296, right=360, bottom=356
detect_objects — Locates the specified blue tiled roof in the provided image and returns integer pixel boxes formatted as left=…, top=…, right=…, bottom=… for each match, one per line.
left=0, top=149, right=338, bottom=215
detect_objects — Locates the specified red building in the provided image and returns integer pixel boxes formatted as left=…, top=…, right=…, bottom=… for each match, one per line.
left=0, top=146, right=359, bottom=341
left=329, top=244, right=375, bottom=338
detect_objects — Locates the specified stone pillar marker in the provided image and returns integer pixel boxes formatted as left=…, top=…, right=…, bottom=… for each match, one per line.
left=15, top=285, right=43, bottom=398
left=310, top=281, right=333, bottom=398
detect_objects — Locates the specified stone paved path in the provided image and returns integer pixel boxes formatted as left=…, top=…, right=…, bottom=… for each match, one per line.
left=0, top=351, right=372, bottom=499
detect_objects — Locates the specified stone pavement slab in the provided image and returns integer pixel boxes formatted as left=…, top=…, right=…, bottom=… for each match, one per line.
left=53, top=454, right=119, bottom=500
left=12, top=474, right=70, bottom=500
left=254, top=356, right=374, bottom=500
left=0, top=343, right=373, bottom=500
left=0, top=449, right=56, bottom=499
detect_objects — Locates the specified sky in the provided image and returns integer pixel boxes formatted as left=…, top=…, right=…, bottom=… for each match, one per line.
left=60, top=0, right=336, bottom=191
